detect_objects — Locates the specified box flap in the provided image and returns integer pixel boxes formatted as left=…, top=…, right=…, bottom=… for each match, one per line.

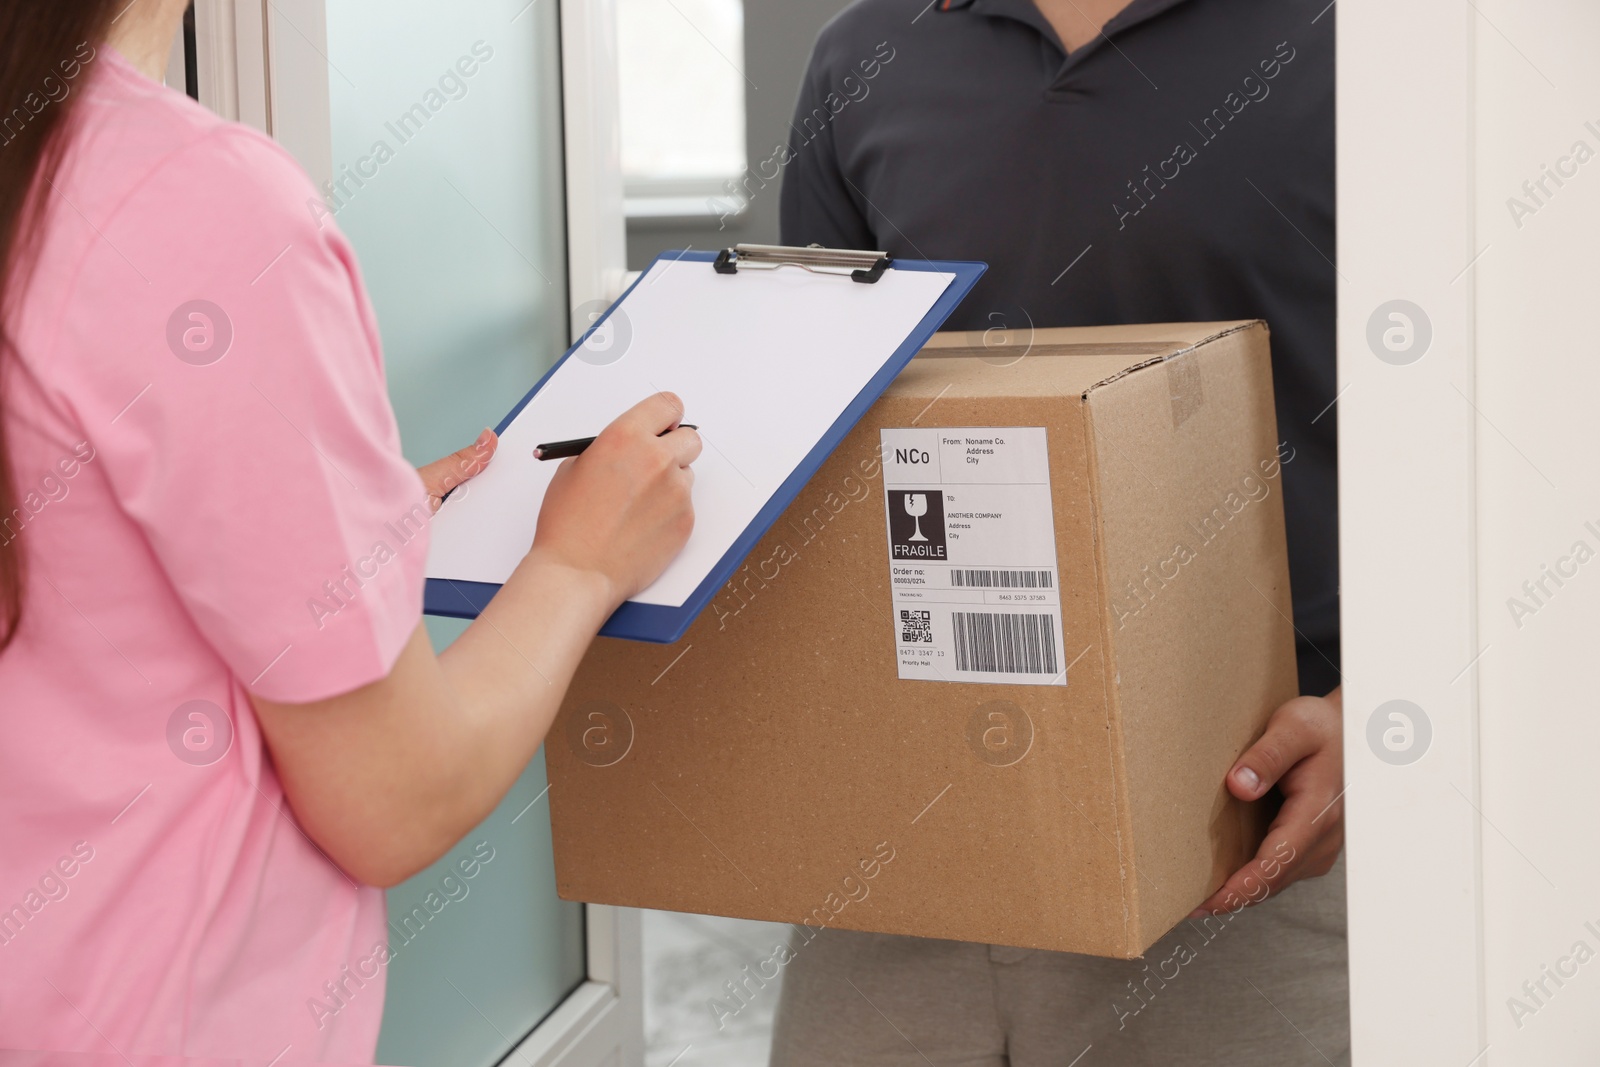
left=903, top=323, right=1263, bottom=402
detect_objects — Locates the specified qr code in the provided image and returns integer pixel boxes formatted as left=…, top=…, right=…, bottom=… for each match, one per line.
left=900, top=609, right=933, bottom=643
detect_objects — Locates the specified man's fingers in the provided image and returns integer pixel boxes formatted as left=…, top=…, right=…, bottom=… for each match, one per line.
left=1190, top=826, right=1306, bottom=917
left=419, top=428, right=498, bottom=511
left=1192, top=813, right=1342, bottom=918
left=612, top=391, right=686, bottom=438
left=1190, top=690, right=1346, bottom=919
left=1190, top=771, right=1342, bottom=917
left=1189, top=838, right=1340, bottom=920
left=1228, top=697, right=1327, bottom=801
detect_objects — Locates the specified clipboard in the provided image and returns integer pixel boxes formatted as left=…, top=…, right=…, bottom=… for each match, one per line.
left=423, top=244, right=987, bottom=643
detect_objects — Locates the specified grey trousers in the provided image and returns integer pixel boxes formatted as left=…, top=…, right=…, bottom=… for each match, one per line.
left=769, top=857, right=1349, bottom=1066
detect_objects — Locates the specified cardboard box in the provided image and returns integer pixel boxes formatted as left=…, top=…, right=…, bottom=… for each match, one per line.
left=546, top=321, right=1298, bottom=958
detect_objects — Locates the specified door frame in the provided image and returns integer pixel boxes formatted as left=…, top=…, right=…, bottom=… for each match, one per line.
left=1339, top=0, right=1488, bottom=1061
left=182, top=1, right=640, bottom=1064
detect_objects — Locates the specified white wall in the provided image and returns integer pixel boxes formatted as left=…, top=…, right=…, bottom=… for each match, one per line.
left=1474, top=1, right=1600, bottom=1060
left=1343, top=0, right=1600, bottom=1061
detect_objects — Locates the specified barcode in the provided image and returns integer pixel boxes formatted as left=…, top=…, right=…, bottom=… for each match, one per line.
left=900, top=609, right=933, bottom=643
left=951, top=612, right=1059, bottom=674
left=950, top=569, right=1054, bottom=589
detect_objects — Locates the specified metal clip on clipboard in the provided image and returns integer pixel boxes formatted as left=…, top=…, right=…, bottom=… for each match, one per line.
left=713, top=243, right=893, bottom=284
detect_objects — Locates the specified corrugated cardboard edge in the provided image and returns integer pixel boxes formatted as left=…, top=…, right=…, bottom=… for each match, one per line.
left=1091, top=319, right=1291, bottom=956
left=1080, top=321, right=1266, bottom=398
left=1077, top=318, right=1270, bottom=958
left=1079, top=397, right=1141, bottom=957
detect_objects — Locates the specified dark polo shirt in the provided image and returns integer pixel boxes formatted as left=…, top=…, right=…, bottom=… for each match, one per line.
left=780, top=0, right=1338, bottom=692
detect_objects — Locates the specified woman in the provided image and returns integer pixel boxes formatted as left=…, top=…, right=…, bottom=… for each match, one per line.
left=0, top=0, right=698, bottom=1057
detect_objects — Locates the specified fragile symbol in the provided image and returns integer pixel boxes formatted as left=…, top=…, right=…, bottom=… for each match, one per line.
left=886, top=489, right=947, bottom=560
left=904, top=494, right=930, bottom=541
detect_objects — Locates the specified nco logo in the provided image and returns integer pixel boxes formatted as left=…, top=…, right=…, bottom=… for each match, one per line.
left=895, top=448, right=930, bottom=465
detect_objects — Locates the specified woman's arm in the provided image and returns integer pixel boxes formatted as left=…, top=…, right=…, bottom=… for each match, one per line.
left=251, top=393, right=700, bottom=887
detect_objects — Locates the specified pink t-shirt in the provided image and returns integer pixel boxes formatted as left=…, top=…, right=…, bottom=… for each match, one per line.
left=0, top=48, right=428, bottom=1058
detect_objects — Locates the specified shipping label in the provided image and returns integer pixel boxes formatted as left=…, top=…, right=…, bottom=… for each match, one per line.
left=879, top=427, right=1067, bottom=686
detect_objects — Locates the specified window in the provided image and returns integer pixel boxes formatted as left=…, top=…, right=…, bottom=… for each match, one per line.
left=321, top=1, right=584, bottom=1061
left=617, top=0, right=748, bottom=220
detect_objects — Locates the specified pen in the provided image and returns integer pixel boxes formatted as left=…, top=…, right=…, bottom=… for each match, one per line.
left=534, top=424, right=698, bottom=461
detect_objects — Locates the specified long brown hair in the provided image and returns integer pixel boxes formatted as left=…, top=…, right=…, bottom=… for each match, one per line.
left=0, top=1, right=116, bottom=651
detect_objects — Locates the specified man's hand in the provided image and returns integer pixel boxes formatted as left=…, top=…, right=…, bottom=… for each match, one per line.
left=1190, top=686, right=1344, bottom=917
left=418, top=428, right=499, bottom=512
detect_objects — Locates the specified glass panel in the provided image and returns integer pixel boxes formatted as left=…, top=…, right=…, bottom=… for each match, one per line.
left=618, top=0, right=746, bottom=188
left=374, top=760, right=583, bottom=1065
left=322, top=2, right=584, bottom=1063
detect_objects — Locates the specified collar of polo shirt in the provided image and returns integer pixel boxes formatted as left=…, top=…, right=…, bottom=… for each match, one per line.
left=935, top=0, right=1193, bottom=68
left=938, top=0, right=1191, bottom=13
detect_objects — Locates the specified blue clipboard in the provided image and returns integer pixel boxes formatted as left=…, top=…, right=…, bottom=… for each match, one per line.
left=424, top=247, right=986, bottom=643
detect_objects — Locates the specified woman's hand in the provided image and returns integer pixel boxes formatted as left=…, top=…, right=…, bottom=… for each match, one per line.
left=418, top=428, right=499, bottom=512
left=529, top=391, right=701, bottom=607
left=1191, top=686, right=1345, bottom=916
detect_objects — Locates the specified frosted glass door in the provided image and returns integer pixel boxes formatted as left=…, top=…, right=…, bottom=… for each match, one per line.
left=322, top=2, right=584, bottom=1064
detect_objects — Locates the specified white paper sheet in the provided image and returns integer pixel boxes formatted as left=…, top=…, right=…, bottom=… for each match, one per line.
left=425, top=259, right=957, bottom=607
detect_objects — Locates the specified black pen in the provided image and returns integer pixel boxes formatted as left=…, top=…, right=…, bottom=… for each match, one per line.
left=534, top=424, right=698, bottom=461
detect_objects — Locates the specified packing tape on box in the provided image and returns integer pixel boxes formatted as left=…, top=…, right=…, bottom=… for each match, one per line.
left=1167, top=353, right=1206, bottom=428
